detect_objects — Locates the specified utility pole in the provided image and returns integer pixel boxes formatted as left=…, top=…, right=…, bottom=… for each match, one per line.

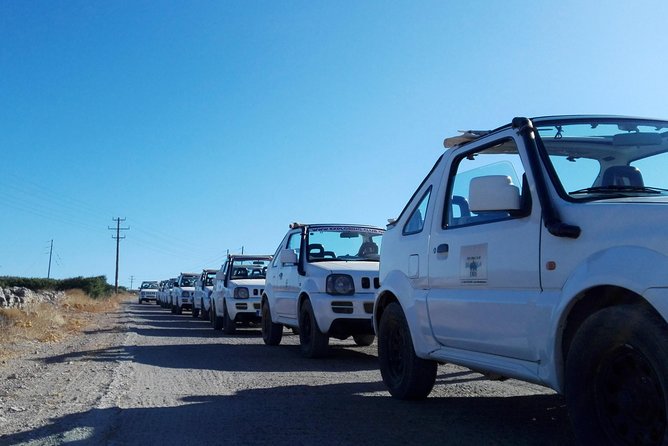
left=130, top=275, right=135, bottom=290
left=108, top=218, right=130, bottom=294
left=47, top=239, right=53, bottom=279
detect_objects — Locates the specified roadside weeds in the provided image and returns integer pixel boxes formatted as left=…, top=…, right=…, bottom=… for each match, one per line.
left=0, top=291, right=131, bottom=358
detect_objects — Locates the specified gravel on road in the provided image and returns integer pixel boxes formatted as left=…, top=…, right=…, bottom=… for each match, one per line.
left=0, top=302, right=576, bottom=445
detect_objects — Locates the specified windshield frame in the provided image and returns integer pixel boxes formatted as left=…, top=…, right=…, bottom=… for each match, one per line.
left=304, top=225, right=384, bottom=263
left=534, top=116, right=668, bottom=203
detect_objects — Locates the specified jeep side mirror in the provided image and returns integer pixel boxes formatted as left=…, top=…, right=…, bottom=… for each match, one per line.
left=469, top=175, right=521, bottom=212
left=280, top=249, right=298, bottom=265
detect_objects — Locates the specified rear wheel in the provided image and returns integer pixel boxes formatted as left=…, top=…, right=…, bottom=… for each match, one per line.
left=565, top=305, right=668, bottom=446
left=353, top=334, right=375, bottom=346
left=378, top=302, right=437, bottom=399
left=261, top=301, right=283, bottom=345
left=192, top=306, right=200, bottom=318
left=222, top=302, right=236, bottom=334
left=299, top=300, right=329, bottom=358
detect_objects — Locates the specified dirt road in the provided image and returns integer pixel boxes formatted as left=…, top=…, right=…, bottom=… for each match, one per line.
left=0, top=301, right=576, bottom=445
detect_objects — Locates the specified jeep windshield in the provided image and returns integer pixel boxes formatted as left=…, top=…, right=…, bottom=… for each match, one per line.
left=230, top=259, right=270, bottom=279
left=180, top=276, right=197, bottom=287
left=534, top=117, right=668, bottom=201
left=140, top=281, right=158, bottom=289
left=306, top=226, right=384, bottom=262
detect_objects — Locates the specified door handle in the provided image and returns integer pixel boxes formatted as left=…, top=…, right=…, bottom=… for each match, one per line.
left=435, top=243, right=449, bottom=254
left=279, top=272, right=283, bottom=279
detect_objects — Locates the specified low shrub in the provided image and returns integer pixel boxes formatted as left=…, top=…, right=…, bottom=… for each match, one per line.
left=0, top=275, right=118, bottom=298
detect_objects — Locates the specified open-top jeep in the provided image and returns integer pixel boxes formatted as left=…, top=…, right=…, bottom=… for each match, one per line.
left=192, top=269, right=216, bottom=320
left=210, top=255, right=272, bottom=334
left=374, top=115, right=668, bottom=445
left=138, top=281, right=158, bottom=304
left=171, top=272, right=198, bottom=315
left=262, top=223, right=384, bottom=357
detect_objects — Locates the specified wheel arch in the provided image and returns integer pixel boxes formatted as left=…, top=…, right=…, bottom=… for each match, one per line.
left=374, top=290, right=399, bottom=334
left=557, top=285, right=660, bottom=388
left=297, top=291, right=310, bottom=314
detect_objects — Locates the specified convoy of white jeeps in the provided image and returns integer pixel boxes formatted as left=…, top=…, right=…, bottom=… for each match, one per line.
left=143, top=115, right=668, bottom=446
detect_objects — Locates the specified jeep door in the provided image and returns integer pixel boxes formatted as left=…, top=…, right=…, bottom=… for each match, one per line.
left=426, top=133, right=544, bottom=362
left=273, top=230, right=302, bottom=320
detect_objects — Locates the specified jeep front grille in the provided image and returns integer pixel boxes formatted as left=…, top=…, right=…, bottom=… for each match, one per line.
left=331, top=301, right=353, bottom=314
left=361, top=277, right=380, bottom=289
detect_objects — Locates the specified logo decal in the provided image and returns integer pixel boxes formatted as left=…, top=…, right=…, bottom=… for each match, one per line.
left=460, top=244, right=488, bottom=285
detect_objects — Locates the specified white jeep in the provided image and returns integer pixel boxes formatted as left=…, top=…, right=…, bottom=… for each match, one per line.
left=192, top=269, right=216, bottom=320
left=262, top=223, right=384, bottom=357
left=211, top=255, right=272, bottom=334
left=160, top=278, right=176, bottom=309
left=171, top=273, right=198, bottom=315
left=374, top=115, right=668, bottom=446
left=138, top=281, right=159, bottom=304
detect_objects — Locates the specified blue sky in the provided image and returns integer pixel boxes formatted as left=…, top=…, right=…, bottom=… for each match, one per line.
left=2, top=1, right=667, bottom=287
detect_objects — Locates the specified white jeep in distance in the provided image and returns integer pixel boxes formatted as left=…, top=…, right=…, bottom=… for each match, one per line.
left=171, top=273, right=198, bottom=315
left=211, top=255, right=272, bottom=334
left=192, top=269, right=216, bottom=320
left=262, top=223, right=384, bottom=357
left=160, top=278, right=176, bottom=309
left=374, top=115, right=668, bottom=446
left=138, top=281, right=159, bottom=304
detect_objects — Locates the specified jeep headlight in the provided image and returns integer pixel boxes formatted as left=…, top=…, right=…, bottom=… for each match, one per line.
left=181, top=291, right=189, bottom=297
left=326, top=274, right=355, bottom=295
left=234, top=287, right=249, bottom=299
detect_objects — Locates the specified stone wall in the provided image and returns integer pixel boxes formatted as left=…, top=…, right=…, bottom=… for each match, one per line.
left=0, top=287, right=65, bottom=309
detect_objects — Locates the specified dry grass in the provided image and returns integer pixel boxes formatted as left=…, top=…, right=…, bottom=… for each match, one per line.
left=0, top=290, right=130, bottom=347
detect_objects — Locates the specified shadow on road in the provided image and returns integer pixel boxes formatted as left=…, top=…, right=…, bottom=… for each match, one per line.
left=1, top=381, right=574, bottom=446
left=14, top=301, right=577, bottom=445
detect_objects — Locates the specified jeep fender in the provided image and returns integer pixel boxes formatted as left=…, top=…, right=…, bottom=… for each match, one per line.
left=547, top=245, right=668, bottom=390
left=297, top=279, right=331, bottom=332
left=375, top=269, right=441, bottom=358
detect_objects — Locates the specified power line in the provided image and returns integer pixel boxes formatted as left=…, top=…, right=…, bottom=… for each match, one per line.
left=108, top=218, right=130, bottom=294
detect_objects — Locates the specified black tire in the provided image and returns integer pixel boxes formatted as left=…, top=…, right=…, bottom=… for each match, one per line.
left=378, top=302, right=437, bottom=399
left=212, top=303, right=223, bottom=330
left=353, top=334, right=375, bottom=347
left=565, top=305, right=668, bottom=446
left=175, top=304, right=183, bottom=315
left=299, top=300, right=329, bottom=358
left=261, top=301, right=283, bottom=346
left=222, top=302, right=236, bottom=335
left=170, top=304, right=177, bottom=314
left=138, top=298, right=142, bottom=304
left=192, top=307, right=200, bottom=318
left=199, top=300, right=208, bottom=320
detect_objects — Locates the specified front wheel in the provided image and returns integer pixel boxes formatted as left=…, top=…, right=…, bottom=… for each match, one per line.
left=299, top=300, right=329, bottom=358
left=222, top=302, right=236, bottom=334
left=565, top=305, right=668, bottom=446
left=192, top=307, right=200, bottom=318
left=200, top=300, right=209, bottom=320
left=261, top=301, right=283, bottom=346
left=378, top=302, right=437, bottom=399
left=212, top=303, right=223, bottom=330
left=353, top=334, right=375, bottom=347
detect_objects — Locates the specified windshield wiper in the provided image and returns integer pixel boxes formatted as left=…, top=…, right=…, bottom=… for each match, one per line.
left=569, top=185, right=668, bottom=195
